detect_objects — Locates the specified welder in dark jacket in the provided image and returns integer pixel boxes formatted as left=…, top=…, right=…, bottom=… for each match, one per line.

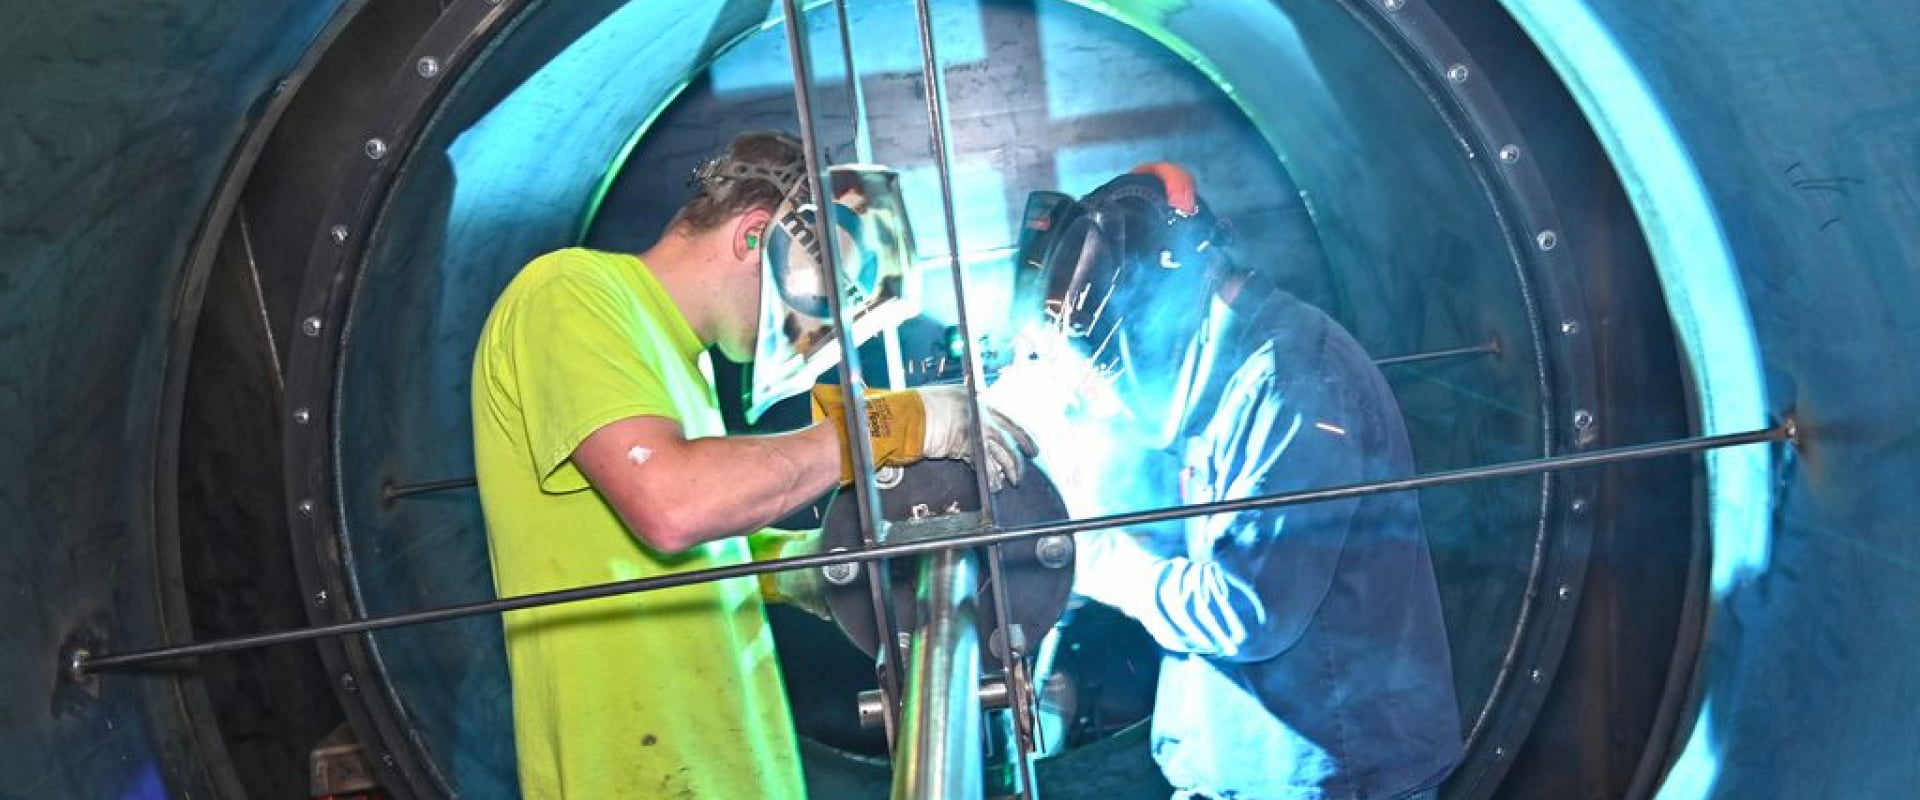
left=991, top=164, right=1461, bottom=800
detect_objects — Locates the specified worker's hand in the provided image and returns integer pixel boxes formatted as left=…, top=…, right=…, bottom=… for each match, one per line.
left=1129, top=161, right=1199, bottom=216
left=1070, top=528, right=1162, bottom=613
left=811, top=384, right=1039, bottom=490
left=917, top=384, right=1040, bottom=491
left=757, top=533, right=833, bottom=620
left=812, top=384, right=926, bottom=484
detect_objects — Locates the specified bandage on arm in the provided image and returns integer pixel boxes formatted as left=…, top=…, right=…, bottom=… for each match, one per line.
left=573, top=415, right=842, bottom=554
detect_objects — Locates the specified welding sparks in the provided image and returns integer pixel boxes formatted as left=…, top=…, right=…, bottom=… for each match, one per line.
left=987, top=315, right=1141, bottom=522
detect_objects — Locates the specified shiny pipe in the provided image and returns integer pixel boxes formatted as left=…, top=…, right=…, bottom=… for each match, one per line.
left=909, top=0, right=1033, bottom=784
left=890, top=549, right=984, bottom=800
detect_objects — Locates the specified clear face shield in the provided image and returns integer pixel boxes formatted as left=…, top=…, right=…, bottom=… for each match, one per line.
left=746, top=165, right=918, bottom=423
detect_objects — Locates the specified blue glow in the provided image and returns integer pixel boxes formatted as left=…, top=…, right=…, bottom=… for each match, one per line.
left=117, top=761, right=164, bottom=800
left=895, top=158, right=1012, bottom=262
left=1659, top=699, right=1727, bottom=798
left=985, top=338, right=1145, bottom=518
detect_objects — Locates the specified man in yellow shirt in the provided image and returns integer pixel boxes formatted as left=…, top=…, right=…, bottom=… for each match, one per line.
left=471, top=131, right=1036, bottom=798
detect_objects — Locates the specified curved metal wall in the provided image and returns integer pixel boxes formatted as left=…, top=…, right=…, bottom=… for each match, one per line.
left=0, top=0, right=1914, bottom=798
left=295, top=2, right=1611, bottom=796
left=1507, top=1, right=1920, bottom=797
left=0, top=2, right=350, bottom=797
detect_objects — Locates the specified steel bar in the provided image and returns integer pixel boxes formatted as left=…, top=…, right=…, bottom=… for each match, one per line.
left=1375, top=339, right=1502, bottom=368
left=781, top=0, right=908, bottom=738
left=856, top=676, right=1011, bottom=730
left=74, top=423, right=1787, bottom=674
left=831, top=0, right=873, bottom=165
left=905, top=6, right=1034, bottom=790
left=909, top=0, right=997, bottom=524
left=830, top=0, right=908, bottom=392
left=891, top=550, right=984, bottom=800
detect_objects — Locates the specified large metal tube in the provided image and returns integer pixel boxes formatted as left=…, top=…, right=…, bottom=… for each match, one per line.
left=17, top=0, right=1920, bottom=797
left=891, top=550, right=984, bottom=800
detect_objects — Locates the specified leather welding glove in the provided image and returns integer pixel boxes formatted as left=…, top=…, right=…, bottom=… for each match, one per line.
left=752, top=531, right=832, bottom=620
left=811, top=384, right=1039, bottom=490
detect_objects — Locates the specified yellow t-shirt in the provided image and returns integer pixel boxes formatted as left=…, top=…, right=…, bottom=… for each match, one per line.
left=471, top=248, right=806, bottom=799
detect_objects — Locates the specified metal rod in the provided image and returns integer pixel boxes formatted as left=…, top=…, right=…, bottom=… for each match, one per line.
left=75, top=424, right=1787, bottom=674
left=778, top=0, right=908, bottom=737
left=855, top=675, right=1011, bottom=730
left=1374, top=339, right=1501, bottom=368
left=907, top=5, right=1033, bottom=790
left=909, top=0, right=996, bottom=524
left=891, top=550, right=984, bottom=800
left=832, top=0, right=873, bottom=165
left=829, top=0, right=908, bottom=392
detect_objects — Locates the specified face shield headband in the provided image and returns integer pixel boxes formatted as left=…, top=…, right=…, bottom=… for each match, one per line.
left=746, top=165, right=918, bottom=423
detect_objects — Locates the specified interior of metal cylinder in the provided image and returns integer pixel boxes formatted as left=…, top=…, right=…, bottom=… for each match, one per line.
left=305, top=1, right=1685, bottom=796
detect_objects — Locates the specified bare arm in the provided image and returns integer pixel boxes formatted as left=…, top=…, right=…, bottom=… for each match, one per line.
left=573, top=415, right=843, bottom=554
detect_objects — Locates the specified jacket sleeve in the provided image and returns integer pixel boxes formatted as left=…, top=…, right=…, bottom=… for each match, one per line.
left=1084, top=345, right=1368, bottom=663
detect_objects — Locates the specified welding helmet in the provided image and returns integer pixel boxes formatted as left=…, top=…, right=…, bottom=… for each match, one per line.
left=1008, top=171, right=1231, bottom=443
left=746, top=164, right=918, bottom=423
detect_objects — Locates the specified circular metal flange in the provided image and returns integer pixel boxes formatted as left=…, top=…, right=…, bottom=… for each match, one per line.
left=280, top=0, right=528, bottom=796
left=274, top=2, right=1633, bottom=797
left=820, top=458, right=1075, bottom=670
left=1340, top=0, right=1605, bottom=793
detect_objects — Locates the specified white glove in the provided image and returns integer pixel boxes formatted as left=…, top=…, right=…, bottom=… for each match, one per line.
left=917, top=385, right=1040, bottom=491
left=1071, top=528, right=1162, bottom=615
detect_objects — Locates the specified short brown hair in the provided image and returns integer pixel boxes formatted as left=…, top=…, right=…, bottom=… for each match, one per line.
left=673, top=131, right=805, bottom=232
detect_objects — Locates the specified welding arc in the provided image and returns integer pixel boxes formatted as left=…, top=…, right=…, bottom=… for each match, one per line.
left=72, top=423, right=1788, bottom=676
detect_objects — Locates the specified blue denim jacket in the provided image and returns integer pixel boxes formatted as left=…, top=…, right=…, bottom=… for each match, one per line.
left=1125, top=284, right=1461, bottom=799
